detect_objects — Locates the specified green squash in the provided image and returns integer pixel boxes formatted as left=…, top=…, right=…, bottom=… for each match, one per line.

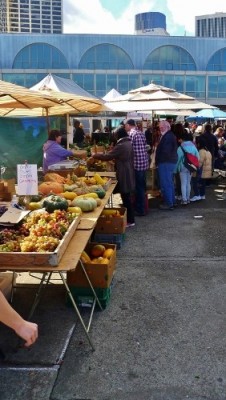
left=73, top=197, right=97, bottom=212
left=43, top=195, right=68, bottom=213
left=94, top=187, right=106, bottom=199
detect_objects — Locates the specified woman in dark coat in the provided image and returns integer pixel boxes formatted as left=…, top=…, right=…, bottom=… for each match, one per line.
left=90, top=127, right=135, bottom=227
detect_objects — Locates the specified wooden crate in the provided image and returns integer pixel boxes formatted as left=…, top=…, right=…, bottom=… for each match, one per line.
left=0, top=215, right=81, bottom=267
left=95, top=207, right=127, bottom=234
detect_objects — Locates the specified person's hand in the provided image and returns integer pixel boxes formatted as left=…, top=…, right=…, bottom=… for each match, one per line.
left=15, top=320, right=38, bottom=347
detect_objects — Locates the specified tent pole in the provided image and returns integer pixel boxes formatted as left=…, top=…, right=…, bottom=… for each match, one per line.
left=66, top=113, right=70, bottom=149
left=46, top=108, right=50, bottom=134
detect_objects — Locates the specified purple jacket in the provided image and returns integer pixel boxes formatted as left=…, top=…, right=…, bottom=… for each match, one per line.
left=43, top=140, right=73, bottom=173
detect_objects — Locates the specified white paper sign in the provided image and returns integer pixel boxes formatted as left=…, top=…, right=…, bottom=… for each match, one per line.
left=17, top=164, right=38, bottom=195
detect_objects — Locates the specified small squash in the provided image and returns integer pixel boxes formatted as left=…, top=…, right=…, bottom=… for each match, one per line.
left=94, top=187, right=106, bottom=199
left=43, top=195, right=68, bottom=213
left=38, top=181, right=64, bottom=195
left=72, top=197, right=97, bottom=212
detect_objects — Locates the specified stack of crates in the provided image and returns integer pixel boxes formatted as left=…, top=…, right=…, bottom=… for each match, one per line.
left=67, top=243, right=117, bottom=309
left=93, top=207, right=127, bottom=249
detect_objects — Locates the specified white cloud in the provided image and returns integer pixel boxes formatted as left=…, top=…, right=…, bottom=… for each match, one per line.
left=63, top=0, right=226, bottom=36
left=167, top=0, right=226, bottom=36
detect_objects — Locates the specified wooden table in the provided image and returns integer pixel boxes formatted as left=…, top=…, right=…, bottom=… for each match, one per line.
left=0, top=181, right=117, bottom=350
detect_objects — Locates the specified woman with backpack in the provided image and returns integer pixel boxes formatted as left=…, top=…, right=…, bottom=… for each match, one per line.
left=176, top=130, right=200, bottom=205
left=190, top=136, right=212, bottom=202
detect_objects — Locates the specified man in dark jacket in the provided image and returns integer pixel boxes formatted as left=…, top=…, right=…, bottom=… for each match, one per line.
left=202, top=123, right=219, bottom=169
left=73, top=119, right=85, bottom=148
left=90, top=127, right=136, bottom=227
left=155, top=120, right=178, bottom=210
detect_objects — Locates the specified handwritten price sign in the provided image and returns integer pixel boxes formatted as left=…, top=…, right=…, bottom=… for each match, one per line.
left=17, top=164, right=38, bottom=195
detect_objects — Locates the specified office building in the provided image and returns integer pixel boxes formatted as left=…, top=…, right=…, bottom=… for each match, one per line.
left=0, top=0, right=62, bottom=34
left=135, top=12, right=169, bottom=36
left=195, top=12, right=226, bottom=38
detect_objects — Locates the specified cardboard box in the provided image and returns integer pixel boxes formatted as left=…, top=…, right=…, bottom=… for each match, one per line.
left=0, top=272, right=17, bottom=300
left=67, top=243, right=116, bottom=288
left=95, top=207, right=127, bottom=234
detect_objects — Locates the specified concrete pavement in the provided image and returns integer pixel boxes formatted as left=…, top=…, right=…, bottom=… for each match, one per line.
left=0, top=177, right=226, bottom=400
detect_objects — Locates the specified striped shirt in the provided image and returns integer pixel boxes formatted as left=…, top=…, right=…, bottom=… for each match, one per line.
left=129, top=127, right=149, bottom=171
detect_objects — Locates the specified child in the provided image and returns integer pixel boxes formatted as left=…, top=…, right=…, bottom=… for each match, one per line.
left=190, top=136, right=212, bottom=201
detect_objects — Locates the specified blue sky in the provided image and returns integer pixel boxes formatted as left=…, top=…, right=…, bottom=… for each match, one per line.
left=63, top=0, right=226, bottom=36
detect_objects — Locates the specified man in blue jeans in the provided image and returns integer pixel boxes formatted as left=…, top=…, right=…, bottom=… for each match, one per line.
left=125, top=119, right=149, bottom=216
left=155, top=120, right=178, bottom=210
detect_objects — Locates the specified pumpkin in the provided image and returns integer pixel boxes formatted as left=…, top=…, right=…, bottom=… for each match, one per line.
left=44, top=172, right=65, bottom=184
left=38, top=181, right=64, bottom=195
left=73, top=197, right=97, bottom=212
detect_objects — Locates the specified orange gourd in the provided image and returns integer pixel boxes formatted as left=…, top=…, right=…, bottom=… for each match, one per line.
left=38, top=181, right=64, bottom=195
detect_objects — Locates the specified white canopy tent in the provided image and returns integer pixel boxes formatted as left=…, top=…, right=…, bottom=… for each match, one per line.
left=105, top=83, right=216, bottom=114
left=102, top=88, right=122, bottom=102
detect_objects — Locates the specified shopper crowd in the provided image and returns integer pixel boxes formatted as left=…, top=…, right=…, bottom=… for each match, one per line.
left=90, top=118, right=226, bottom=217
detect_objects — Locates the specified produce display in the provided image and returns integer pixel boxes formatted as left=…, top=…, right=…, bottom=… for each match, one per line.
left=23, top=172, right=110, bottom=213
left=0, top=209, right=79, bottom=253
left=0, top=171, right=112, bottom=259
left=81, top=244, right=114, bottom=265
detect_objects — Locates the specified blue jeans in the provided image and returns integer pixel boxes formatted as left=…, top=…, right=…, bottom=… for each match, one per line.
left=134, top=170, right=147, bottom=215
left=158, top=163, right=176, bottom=207
left=179, top=167, right=191, bottom=202
left=191, top=169, right=206, bottom=197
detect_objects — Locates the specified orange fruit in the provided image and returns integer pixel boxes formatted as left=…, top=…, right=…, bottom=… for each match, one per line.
left=91, top=244, right=105, bottom=257
left=103, top=248, right=114, bottom=259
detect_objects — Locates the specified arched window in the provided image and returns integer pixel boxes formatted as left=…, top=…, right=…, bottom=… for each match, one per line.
left=79, top=44, right=134, bottom=70
left=143, top=45, right=196, bottom=71
left=13, top=43, right=69, bottom=69
left=207, top=48, right=226, bottom=71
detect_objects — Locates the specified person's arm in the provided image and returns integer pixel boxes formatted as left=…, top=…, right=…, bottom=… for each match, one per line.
left=0, top=291, right=38, bottom=347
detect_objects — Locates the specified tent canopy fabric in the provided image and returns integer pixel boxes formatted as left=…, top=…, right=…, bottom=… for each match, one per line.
left=30, top=74, right=98, bottom=99
left=0, top=76, right=109, bottom=117
left=105, top=83, right=216, bottom=113
left=102, top=88, right=122, bottom=101
left=0, top=78, right=62, bottom=112
left=192, top=108, right=226, bottom=119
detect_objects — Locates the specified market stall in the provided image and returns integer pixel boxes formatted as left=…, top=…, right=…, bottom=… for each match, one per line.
left=0, top=175, right=118, bottom=350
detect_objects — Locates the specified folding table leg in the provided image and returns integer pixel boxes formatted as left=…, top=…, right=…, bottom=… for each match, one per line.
left=28, top=272, right=52, bottom=320
left=59, top=272, right=95, bottom=351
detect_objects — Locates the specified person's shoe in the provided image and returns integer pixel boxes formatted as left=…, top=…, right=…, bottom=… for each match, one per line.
left=200, top=195, right=205, bottom=200
left=175, top=195, right=182, bottom=201
left=126, top=222, right=135, bottom=228
left=159, top=204, right=174, bottom=210
left=190, top=196, right=201, bottom=202
left=181, top=200, right=188, bottom=205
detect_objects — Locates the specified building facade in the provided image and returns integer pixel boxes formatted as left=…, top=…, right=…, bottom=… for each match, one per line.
left=135, top=12, right=169, bottom=36
left=0, top=0, right=62, bottom=34
left=195, top=12, right=226, bottom=38
left=0, top=32, right=226, bottom=107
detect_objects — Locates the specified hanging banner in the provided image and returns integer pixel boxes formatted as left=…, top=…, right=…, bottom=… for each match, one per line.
left=17, top=164, right=38, bottom=195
